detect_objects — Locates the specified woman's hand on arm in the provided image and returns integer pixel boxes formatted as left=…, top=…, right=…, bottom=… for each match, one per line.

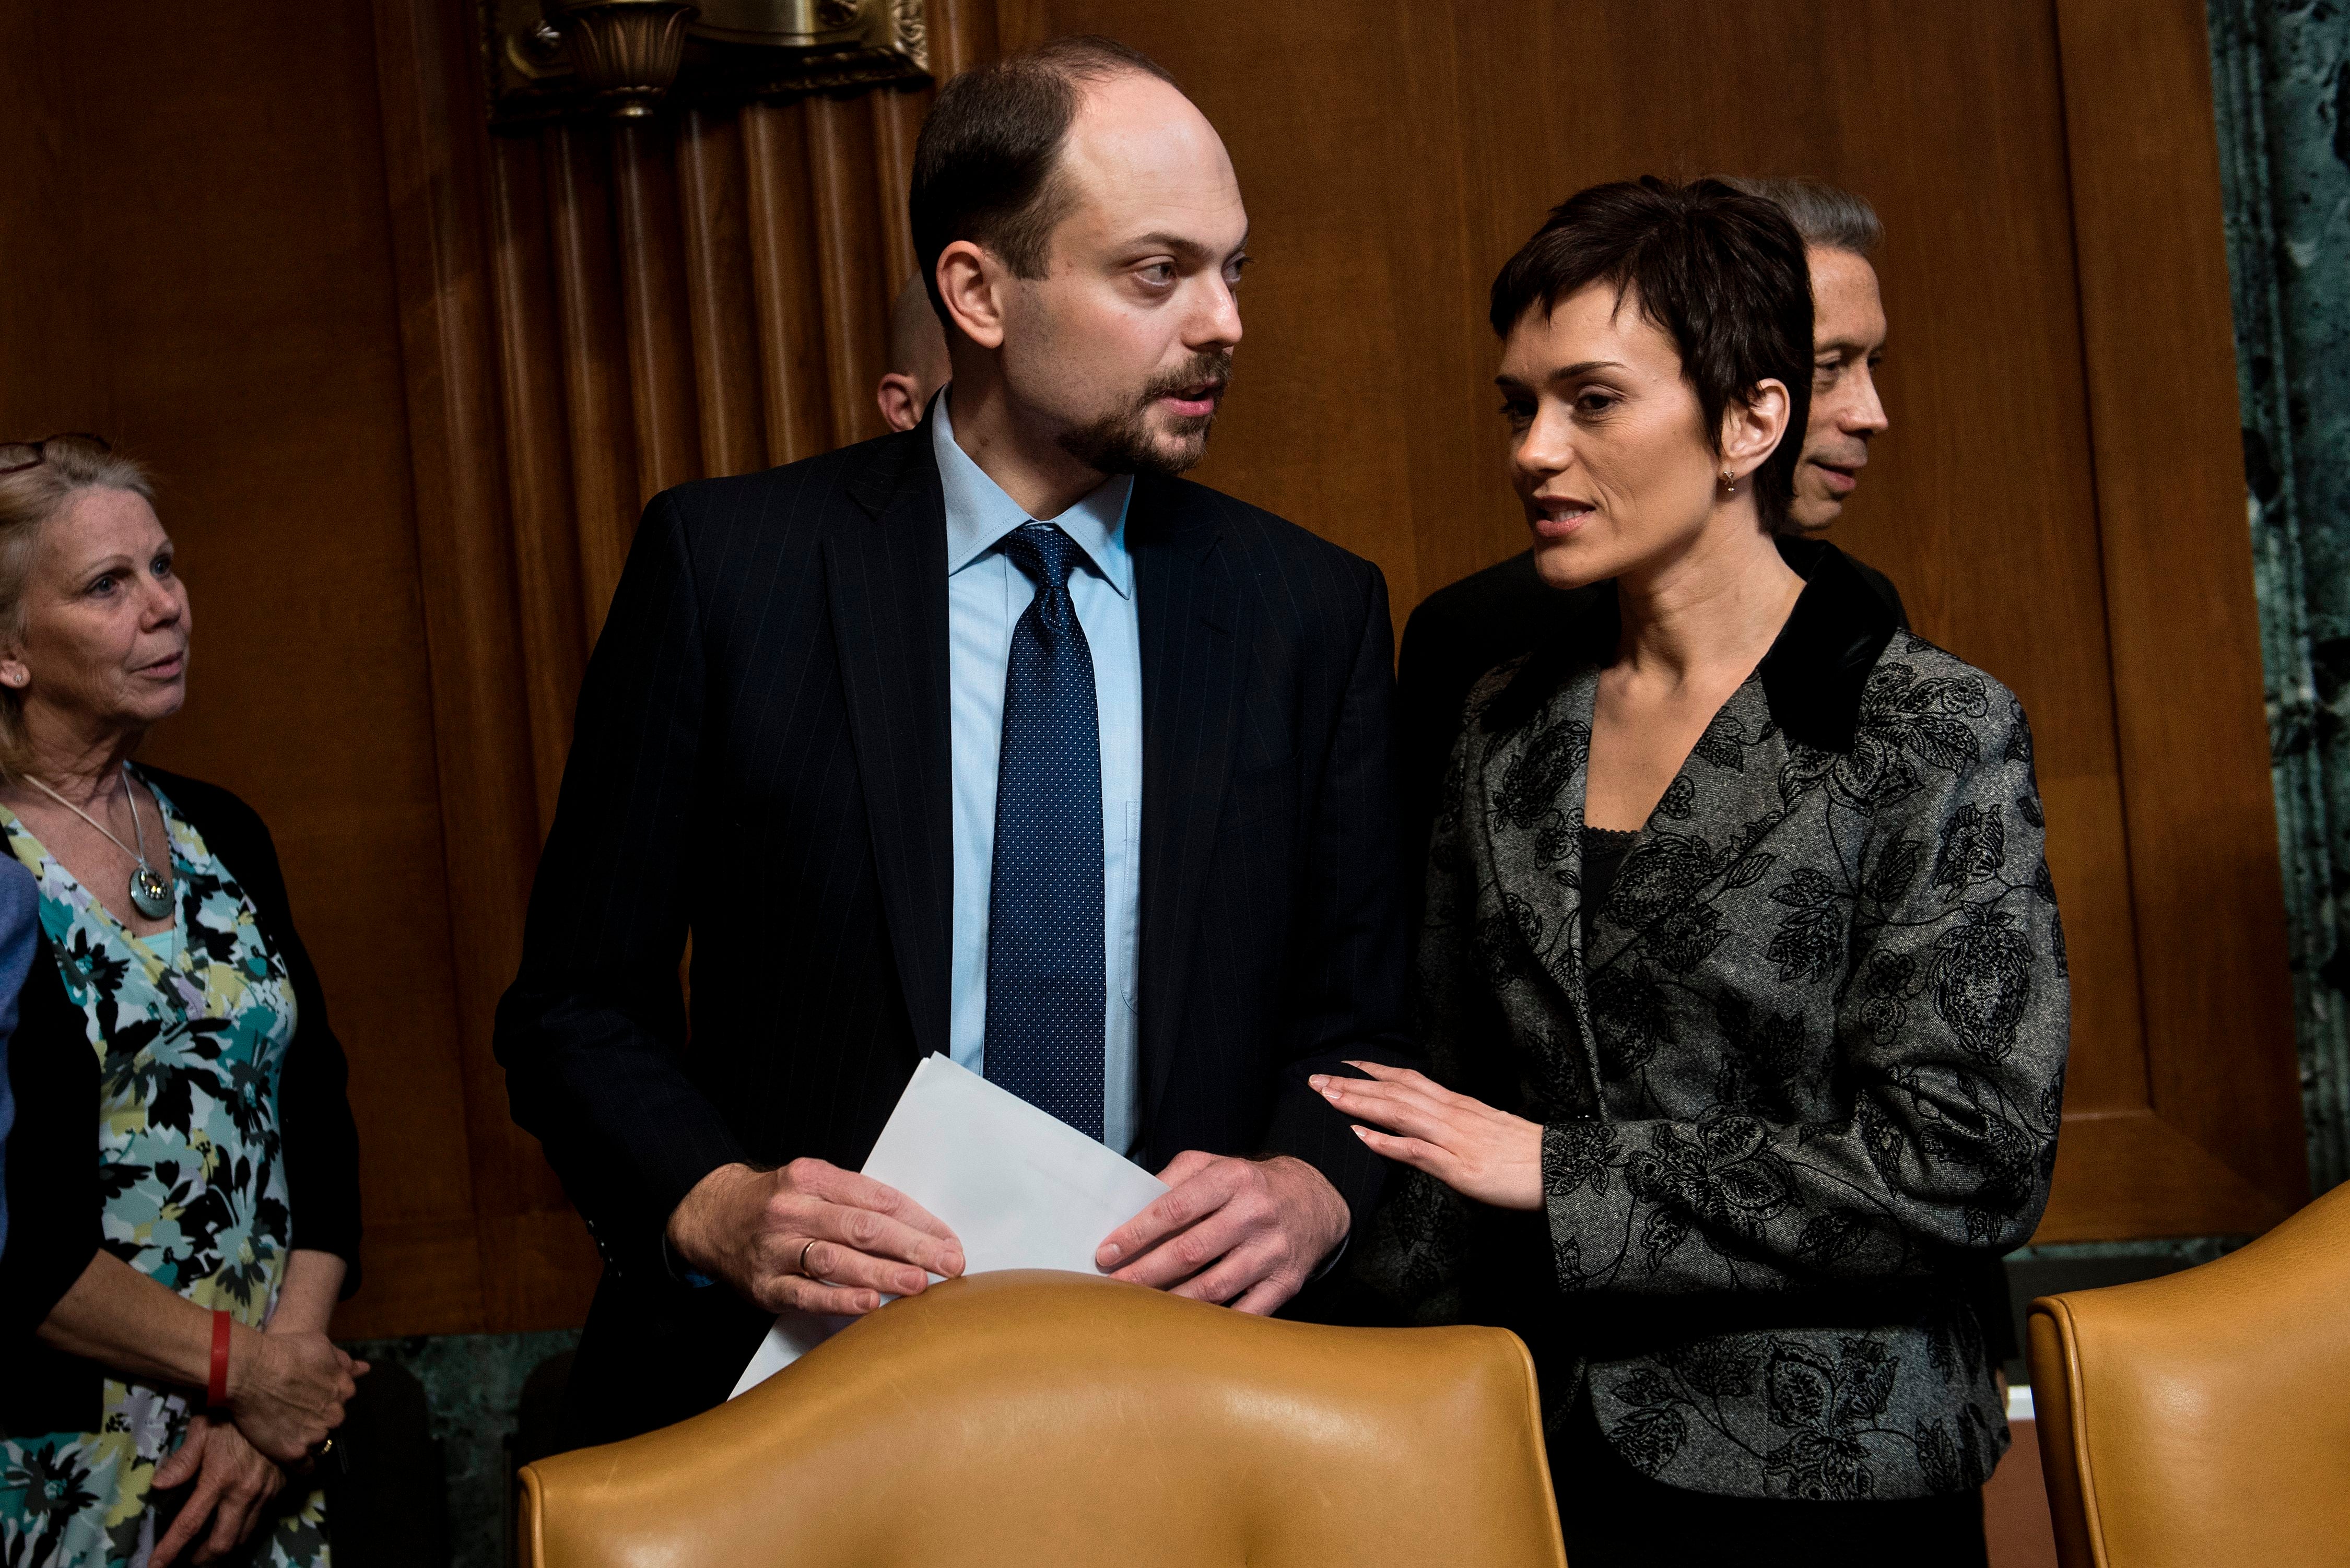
left=223, top=1314, right=362, bottom=1464
left=1310, top=1062, right=1545, bottom=1210
left=34, top=1251, right=365, bottom=1466
left=147, top=1416, right=283, bottom=1568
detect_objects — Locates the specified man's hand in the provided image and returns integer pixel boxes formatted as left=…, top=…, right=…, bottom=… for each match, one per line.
left=149, top=1415, right=285, bottom=1567
left=667, top=1160, right=965, bottom=1316
left=1094, top=1153, right=1349, bottom=1315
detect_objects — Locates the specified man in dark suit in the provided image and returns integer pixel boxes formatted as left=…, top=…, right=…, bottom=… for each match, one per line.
left=1399, top=176, right=1900, bottom=867
left=496, top=35, right=1412, bottom=1444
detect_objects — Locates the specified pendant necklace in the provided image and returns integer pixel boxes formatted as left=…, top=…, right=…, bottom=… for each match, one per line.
left=24, top=763, right=175, bottom=919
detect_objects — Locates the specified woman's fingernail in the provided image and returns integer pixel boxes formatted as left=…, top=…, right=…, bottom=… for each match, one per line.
left=1308, top=1075, right=1327, bottom=1088
left=1352, top=1125, right=1371, bottom=1139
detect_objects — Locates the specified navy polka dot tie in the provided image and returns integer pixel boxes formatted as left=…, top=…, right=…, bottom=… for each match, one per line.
left=984, top=522, right=1106, bottom=1140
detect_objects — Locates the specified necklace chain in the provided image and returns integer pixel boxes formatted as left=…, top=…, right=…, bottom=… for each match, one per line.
left=20, top=763, right=174, bottom=919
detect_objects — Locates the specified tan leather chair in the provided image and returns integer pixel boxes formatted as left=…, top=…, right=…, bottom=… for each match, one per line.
left=518, top=1270, right=1567, bottom=1568
left=2027, top=1181, right=2350, bottom=1567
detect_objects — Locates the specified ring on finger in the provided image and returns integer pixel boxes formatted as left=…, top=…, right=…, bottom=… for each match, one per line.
left=798, top=1237, right=821, bottom=1280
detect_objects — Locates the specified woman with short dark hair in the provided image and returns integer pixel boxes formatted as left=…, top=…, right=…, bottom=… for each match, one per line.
left=1325, top=180, right=2067, bottom=1565
left=0, top=436, right=364, bottom=1568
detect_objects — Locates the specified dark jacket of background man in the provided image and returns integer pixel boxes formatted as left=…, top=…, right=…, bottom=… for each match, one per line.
left=495, top=418, right=1413, bottom=1444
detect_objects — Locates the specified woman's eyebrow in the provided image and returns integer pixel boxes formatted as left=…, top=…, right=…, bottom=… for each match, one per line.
left=1495, top=360, right=1627, bottom=392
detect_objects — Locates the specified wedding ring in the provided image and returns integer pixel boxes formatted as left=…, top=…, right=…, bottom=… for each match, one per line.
left=798, top=1238, right=820, bottom=1279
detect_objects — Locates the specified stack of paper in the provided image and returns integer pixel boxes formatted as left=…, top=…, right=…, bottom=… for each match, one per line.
left=730, top=1054, right=1169, bottom=1397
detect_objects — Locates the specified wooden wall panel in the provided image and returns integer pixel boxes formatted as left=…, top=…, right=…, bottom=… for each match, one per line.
left=2047, top=0, right=2306, bottom=1229
left=677, top=112, right=769, bottom=478
left=373, top=0, right=594, bottom=1335
left=745, top=102, right=842, bottom=465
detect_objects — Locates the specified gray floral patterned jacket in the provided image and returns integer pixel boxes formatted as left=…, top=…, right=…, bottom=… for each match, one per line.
left=1363, top=546, right=2069, bottom=1502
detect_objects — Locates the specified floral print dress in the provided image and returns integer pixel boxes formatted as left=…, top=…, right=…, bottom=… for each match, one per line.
left=0, top=777, right=327, bottom=1568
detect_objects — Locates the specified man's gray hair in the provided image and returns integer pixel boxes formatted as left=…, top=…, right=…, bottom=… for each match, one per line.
left=1717, top=176, right=1882, bottom=257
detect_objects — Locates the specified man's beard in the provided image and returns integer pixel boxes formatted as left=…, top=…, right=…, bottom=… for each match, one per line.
left=1056, top=351, right=1233, bottom=478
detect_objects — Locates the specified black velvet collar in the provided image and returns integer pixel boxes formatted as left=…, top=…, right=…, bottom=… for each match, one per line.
left=1483, top=536, right=1898, bottom=753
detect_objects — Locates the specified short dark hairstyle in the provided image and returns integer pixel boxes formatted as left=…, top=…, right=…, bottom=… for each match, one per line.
left=1489, top=176, right=1814, bottom=530
left=1717, top=174, right=1883, bottom=257
left=910, top=36, right=1178, bottom=326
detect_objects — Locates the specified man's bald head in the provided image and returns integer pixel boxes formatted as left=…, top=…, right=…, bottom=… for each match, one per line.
left=910, top=36, right=1181, bottom=329
left=876, top=270, right=952, bottom=432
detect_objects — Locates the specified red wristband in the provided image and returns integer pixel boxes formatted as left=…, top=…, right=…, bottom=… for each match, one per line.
left=207, top=1309, right=232, bottom=1410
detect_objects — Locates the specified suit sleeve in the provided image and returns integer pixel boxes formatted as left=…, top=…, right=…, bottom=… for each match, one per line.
left=1538, top=692, right=2069, bottom=1295
left=495, top=490, right=749, bottom=1280
left=1256, top=561, right=1421, bottom=1239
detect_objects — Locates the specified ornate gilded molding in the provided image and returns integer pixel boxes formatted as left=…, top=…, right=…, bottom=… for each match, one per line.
left=483, top=0, right=931, bottom=125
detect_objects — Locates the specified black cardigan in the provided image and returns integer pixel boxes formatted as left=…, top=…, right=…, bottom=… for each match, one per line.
left=0, top=769, right=360, bottom=1436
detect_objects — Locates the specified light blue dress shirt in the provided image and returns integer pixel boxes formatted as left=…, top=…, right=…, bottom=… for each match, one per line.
left=935, top=393, right=1144, bottom=1154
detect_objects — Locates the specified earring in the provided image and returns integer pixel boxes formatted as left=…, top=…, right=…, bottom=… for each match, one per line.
left=1721, top=469, right=1737, bottom=494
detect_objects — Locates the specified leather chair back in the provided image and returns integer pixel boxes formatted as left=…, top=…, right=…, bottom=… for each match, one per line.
left=2027, top=1181, right=2350, bottom=1566
left=518, top=1270, right=1567, bottom=1568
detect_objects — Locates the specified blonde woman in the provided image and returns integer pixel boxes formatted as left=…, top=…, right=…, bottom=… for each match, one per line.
left=0, top=437, right=363, bottom=1568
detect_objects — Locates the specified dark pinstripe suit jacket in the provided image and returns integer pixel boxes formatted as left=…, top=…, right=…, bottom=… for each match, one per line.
left=495, top=418, right=1415, bottom=1443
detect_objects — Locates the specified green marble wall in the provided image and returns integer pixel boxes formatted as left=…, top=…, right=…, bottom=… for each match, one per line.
left=2210, top=0, right=2350, bottom=1195
left=342, top=1331, right=578, bottom=1568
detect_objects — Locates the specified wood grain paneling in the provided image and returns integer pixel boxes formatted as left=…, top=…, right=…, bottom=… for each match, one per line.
left=677, top=111, right=768, bottom=478
left=745, top=101, right=841, bottom=465
left=2051, top=0, right=2306, bottom=1225
left=373, top=0, right=597, bottom=1335
left=487, top=135, right=589, bottom=832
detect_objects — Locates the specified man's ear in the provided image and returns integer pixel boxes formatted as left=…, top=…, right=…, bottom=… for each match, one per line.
left=1719, top=378, right=1792, bottom=485
left=874, top=373, right=925, bottom=434
left=936, top=241, right=1008, bottom=351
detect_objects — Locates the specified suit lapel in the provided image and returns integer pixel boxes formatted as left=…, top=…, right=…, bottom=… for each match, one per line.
left=825, top=431, right=953, bottom=1064
left=1130, top=479, right=1244, bottom=1130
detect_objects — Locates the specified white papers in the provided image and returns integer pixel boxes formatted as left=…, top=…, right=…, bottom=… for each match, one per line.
left=730, top=1054, right=1169, bottom=1397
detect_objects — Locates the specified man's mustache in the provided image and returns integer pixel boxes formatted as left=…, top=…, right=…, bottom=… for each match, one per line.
left=1137, top=352, right=1234, bottom=409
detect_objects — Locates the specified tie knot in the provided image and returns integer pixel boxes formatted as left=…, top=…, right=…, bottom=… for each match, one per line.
left=999, top=521, right=1079, bottom=594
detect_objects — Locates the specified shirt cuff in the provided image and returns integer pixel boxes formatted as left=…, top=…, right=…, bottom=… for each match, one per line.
left=660, top=1231, right=718, bottom=1290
